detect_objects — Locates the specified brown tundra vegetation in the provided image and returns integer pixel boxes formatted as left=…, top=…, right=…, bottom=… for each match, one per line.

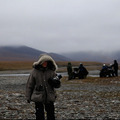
left=0, top=61, right=103, bottom=71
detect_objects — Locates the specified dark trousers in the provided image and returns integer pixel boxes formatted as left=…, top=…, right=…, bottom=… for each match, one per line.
left=35, top=102, right=55, bottom=120
left=114, top=70, right=118, bottom=76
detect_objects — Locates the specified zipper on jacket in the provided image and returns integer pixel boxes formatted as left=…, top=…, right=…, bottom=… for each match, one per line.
left=43, top=73, right=47, bottom=103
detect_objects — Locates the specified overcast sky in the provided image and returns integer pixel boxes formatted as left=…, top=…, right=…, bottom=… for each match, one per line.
left=0, top=0, right=120, bottom=53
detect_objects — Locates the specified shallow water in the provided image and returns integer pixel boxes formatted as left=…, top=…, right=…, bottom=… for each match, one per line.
left=0, top=73, right=29, bottom=77
left=0, top=70, right=101, bottom=77
left=0, top=70, right=120, bottom=77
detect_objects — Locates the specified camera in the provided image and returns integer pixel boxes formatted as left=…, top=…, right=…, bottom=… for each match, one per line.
left=48, top=74, right=62, bottom=88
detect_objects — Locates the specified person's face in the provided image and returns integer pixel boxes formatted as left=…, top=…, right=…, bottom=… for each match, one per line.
left=42, top=61, right=47, bottom=67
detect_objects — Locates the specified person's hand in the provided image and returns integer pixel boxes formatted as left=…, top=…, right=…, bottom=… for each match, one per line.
left=27, top=100, right=31, bottom=103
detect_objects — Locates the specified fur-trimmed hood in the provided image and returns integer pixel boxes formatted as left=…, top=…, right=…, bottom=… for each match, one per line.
left=33, top=54, right=58, bottom=71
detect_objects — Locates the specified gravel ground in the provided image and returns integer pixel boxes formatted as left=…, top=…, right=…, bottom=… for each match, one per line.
left=0, top=73, right=120, bottom=119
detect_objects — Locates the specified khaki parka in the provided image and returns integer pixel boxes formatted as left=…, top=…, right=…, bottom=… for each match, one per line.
left=26, top=54, right=58, bottom=103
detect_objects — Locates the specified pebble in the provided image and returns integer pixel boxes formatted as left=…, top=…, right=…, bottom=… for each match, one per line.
left=0, top=75, right=120, bottom=119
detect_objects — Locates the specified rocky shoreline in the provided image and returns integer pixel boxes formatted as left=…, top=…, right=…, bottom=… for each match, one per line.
left=0, top=74, right=120, bottom=119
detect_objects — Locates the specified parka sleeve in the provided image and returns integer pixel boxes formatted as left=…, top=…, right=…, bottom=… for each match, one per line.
left=26, top=72, right=36, bottom=101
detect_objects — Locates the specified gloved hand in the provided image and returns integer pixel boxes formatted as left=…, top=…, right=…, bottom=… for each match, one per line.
left=27, top=100, right=31, bottom=103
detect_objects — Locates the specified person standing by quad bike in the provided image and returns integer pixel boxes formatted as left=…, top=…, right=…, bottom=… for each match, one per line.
left=26, top=54, right=62, bottom=120
left=112, top=60, right=119, bottom=76
left=67, top=62, right=73, bottom=80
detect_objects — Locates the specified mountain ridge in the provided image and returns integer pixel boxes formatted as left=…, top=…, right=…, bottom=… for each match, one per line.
left=0, top=45, right=120, bottom=63
left=0, top=46, right=71, bottom=61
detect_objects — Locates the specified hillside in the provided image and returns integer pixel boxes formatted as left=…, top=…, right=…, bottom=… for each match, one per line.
left=63, top=51, right=120, bottom=63
left=0, top=46, right=71, bottom=61
left=0, top=46, right=119, bottom=63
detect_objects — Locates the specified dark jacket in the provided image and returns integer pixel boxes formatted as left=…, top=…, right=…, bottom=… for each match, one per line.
left=113, top=60, right=118, bottom=70
left=67, top=62, right=72, bottom=75
left=79, top=64, right=88, bottom=75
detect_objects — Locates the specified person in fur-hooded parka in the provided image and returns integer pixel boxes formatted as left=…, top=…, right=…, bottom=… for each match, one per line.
left=26, top=54, right=59, bottom=120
